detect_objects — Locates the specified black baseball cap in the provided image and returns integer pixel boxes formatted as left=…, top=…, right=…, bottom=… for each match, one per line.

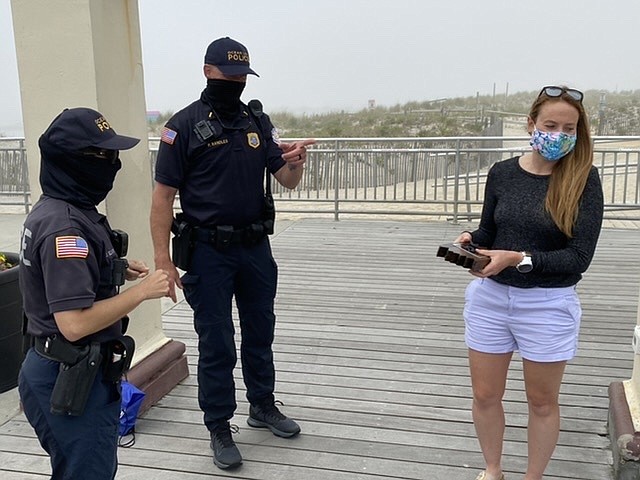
left=204, top=37, right=259, bottom=77
left=42, top=107, right=140, bottom=151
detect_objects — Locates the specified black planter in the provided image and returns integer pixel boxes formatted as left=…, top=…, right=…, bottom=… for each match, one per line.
left=0, top=253, right=24, bottom=393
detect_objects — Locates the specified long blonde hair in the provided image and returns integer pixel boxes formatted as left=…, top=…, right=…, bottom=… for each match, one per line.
left=528, top=89, right=593, bottom=237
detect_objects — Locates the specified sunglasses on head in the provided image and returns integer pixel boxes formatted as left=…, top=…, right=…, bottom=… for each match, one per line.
left=538, top=86, right=583, bottom=102
left=79, top=147, right=119, bottom=163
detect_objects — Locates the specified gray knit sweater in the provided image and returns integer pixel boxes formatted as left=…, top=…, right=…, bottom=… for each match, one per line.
left=470, top=156, right=604, bottom=288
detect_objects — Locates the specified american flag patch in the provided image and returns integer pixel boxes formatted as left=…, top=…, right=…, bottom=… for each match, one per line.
left=161, top=127, right=177, bottom=145
left=55, top=236, right=89, bottom=259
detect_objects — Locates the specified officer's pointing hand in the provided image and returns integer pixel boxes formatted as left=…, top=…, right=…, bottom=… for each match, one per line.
left=281, top=139, right=316, bottom=169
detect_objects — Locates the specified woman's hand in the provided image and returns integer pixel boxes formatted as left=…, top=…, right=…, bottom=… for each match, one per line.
left=454, top=231, right=473, bottom=244
left=471, top=249, right=522, bottom=277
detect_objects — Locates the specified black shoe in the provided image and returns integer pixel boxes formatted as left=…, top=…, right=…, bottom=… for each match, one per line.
left=247, top=400, right=301, bottom=438
left=210, top=422, right=242, bottom=469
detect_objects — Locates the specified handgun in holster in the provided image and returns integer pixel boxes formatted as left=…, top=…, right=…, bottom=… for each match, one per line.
left=171, top=213, right=194, bottom=270
left=49, top=340, right=103, bottom=416
left=262, top=193, right=275, bottom=235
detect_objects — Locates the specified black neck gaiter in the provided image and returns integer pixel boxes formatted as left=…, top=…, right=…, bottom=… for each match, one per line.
left=204, top=79, right=246, bottom=119
left=38, top=135, right=122, bottom=208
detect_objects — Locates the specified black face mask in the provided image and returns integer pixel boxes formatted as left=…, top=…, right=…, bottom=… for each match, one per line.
left=204, top=79, right=246, bottom=119
left=38, top=135, right=122, bottom=208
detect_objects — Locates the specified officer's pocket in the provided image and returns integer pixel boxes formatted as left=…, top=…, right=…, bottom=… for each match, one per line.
left=180, top=273, right=200, bottom=309
left=180, top=273, right=199, bottom=286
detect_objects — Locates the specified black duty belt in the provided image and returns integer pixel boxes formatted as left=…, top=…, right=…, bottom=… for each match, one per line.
left=33, top=334, right=135, bottom=405
left=193, top=226, right=247, bottom=244
left=34, top=335, right=102, bottom=365
left=193, top=223, right=267, bottom=249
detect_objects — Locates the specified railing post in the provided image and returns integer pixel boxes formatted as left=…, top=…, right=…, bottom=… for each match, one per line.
left=20, top=138, right=29, bottom=214
left=452, top=139, right=461, bottom=224
left=333, top=139, right=340, bottom=221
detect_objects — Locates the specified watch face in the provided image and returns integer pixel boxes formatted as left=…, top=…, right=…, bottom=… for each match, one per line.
left=517, top=257, right=533, bottom=273
left=517, top=263, right=533, bottom=273
left=516, top=252, right=533, bottom=273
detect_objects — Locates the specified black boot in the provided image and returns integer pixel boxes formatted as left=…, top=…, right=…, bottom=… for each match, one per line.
left=210, top=421, right=242, bottom=469
left=247, top=400, right=301, bottom=438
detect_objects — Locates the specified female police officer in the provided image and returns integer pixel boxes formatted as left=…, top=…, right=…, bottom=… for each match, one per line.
left=150, top=37, right=314, bottom=470
left=18, top=107, right=170, bottom=479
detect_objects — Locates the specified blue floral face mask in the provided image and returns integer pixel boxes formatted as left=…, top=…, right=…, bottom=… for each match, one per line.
left=529, top=128, right=577, bottom=162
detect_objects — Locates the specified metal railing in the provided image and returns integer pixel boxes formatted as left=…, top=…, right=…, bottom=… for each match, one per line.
left=0, top=138, right=29, bottom=213
left=4, top=136, right=640, bottom=222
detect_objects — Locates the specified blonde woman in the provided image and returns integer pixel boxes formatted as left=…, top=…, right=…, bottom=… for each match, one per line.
left=454, top=86, right=604, bottom=480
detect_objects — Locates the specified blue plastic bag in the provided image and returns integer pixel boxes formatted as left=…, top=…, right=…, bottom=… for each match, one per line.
left=118, top=381, right=145, bottom=447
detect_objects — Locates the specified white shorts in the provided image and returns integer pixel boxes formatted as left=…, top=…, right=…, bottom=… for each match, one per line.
left=463, top=278, right=582, bottom=362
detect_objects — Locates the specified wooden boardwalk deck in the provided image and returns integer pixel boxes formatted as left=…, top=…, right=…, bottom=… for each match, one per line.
left=1, top=218, right=639, bottom=480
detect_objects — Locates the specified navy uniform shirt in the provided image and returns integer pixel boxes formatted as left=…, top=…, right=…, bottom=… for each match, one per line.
left=19, top=196, right=123, bottom=344
left=155, top=98, right=286, bottom=227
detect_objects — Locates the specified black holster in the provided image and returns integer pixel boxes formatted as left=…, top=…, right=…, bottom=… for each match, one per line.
left=103, top=335, right=135, bottom=382
left=171, top=214, right=194, bottom=270
left=49, top=342, right=103, bottom=416
left=262, top=193, right=275, bottom=235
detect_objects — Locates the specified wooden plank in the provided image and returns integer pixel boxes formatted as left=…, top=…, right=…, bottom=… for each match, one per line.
left=0, top=219, right=637, bottom=480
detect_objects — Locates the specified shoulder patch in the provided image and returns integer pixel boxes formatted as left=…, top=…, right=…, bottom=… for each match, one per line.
left=271, top=127, right=281, bottom=146
left=161, top=127, right=177, bottom=145
left=55, top=236, right=89, bottom=259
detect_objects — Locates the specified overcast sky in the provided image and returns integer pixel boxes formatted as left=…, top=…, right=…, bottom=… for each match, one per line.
left=1, top=0, right=639, bottom=135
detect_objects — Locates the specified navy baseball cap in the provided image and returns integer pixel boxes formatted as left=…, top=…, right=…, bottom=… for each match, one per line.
left=42, top=107, right=140, bottom=151
left=204, top=37, right=259, bottom=77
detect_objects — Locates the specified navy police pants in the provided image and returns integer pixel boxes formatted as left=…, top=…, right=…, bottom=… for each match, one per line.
left=18, top=348, right=121, bottom=480
left=182, top=237, right=277, bottom=431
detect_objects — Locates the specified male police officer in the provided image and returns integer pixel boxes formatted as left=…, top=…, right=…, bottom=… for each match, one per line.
left=18, top=107, right=170, bottom=479
left=150, top=37, right=314, bottom=470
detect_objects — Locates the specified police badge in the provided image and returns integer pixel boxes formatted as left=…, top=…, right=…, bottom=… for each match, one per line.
left=247, top=132, right=260, bottom=149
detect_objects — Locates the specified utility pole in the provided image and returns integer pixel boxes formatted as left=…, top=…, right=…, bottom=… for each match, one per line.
left=598, top=91, right=607, bottom=136
left=492, top=83, right=496, bottom=110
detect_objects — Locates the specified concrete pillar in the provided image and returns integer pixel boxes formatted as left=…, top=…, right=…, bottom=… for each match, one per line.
left=609, top=286, right=640, bottom=479
left=628, top=304, right=640, bottom=403
left=11, top=0, right=187, bottom=413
